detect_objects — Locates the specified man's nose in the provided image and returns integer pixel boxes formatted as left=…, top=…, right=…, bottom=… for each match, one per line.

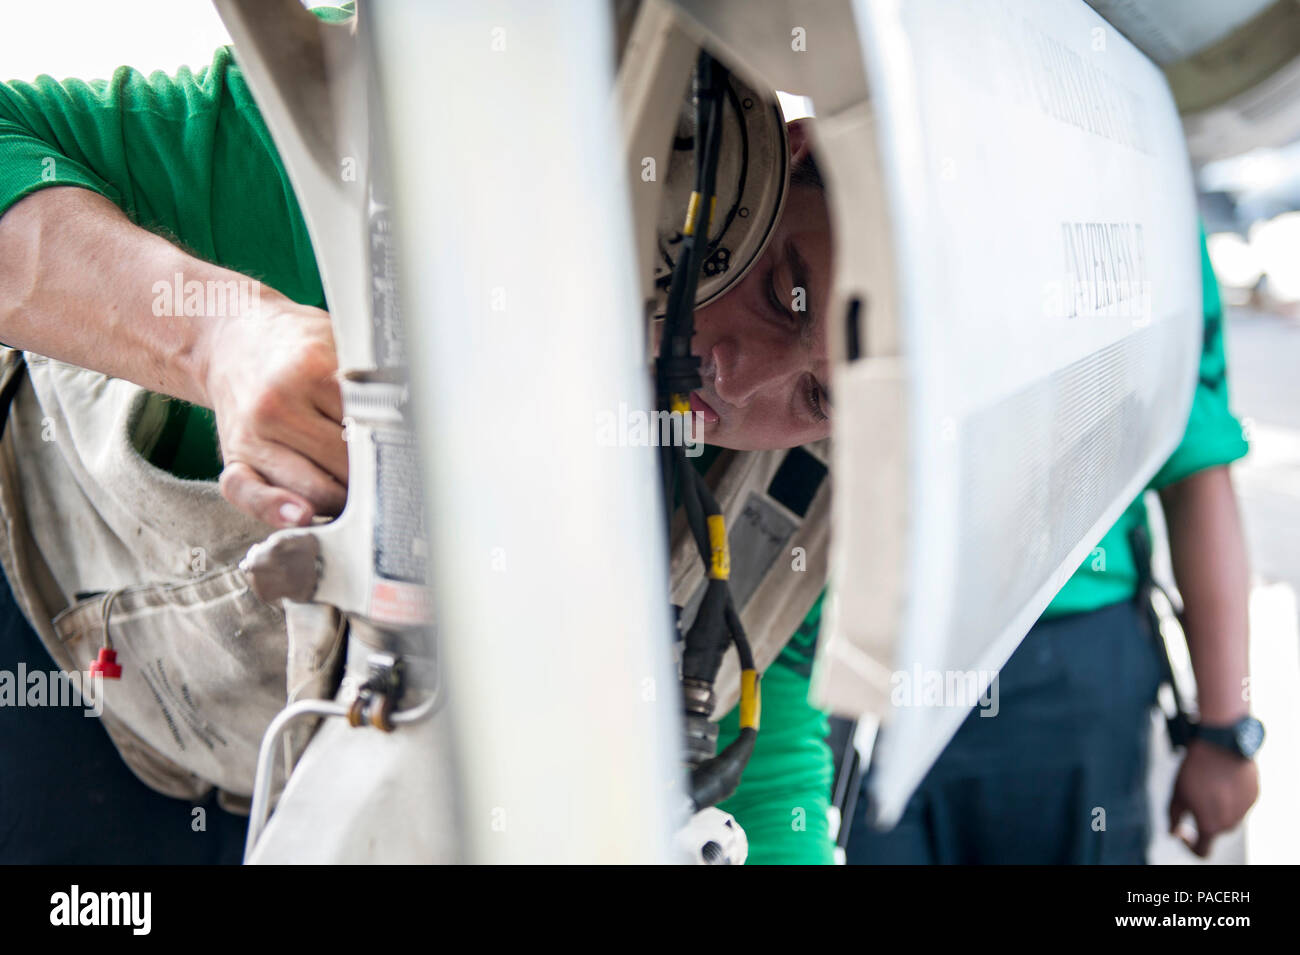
left=711, top=332, right=803, bottom=408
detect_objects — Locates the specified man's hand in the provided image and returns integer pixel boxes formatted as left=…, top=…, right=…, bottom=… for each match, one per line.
left=197, top=298, right=349, bottom=528
left=1168, top=739, right=1258, bottom=858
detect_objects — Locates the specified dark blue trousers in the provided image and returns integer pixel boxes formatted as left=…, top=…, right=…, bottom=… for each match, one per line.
left=0, top=567, right=248, bottom=864
left=847, top=598, right=1165, bottom=864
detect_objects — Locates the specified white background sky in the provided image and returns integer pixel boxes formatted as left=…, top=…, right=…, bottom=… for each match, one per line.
left=0, top=0, right=338, bottom=85
left=1, top=0, right=238, bottom=83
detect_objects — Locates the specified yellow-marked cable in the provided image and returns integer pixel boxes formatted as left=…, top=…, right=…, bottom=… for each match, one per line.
left=683, top=192, right=718, bottom=237
left=683, top=191, right=702, bottom=236
left=739, top=669, right=761, bottom=730
left=707, top=514, right=729, bottom=580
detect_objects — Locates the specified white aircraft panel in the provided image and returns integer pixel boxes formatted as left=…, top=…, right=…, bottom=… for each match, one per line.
left=817, top=0, right=1202, bottom=826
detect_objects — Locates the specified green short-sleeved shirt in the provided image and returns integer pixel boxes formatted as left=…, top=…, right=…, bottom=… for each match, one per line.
left=0, top=4, right=835, bottom=864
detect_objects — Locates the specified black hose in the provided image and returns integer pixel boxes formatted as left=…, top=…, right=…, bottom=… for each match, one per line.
left=690, top=728, right=756, bottom=810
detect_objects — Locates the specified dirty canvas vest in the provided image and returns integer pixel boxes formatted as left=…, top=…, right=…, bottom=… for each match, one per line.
left=0, top=348, right=345, bottom=806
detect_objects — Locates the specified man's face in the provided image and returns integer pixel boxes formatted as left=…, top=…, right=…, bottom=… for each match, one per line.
left=668, top=148, right=833, bottom=451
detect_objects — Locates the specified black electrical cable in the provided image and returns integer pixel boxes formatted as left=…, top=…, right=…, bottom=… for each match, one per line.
left=724, top=599, right=755, bottom=671
left=657, top=53, right=728, bottom=411
left=689, top=728, right=756, bottom=810
left=677, top=451, right=711, bottom=566
left=682, top=579, right=730, bottom=684
left=652, top=51, right=760, bottom=812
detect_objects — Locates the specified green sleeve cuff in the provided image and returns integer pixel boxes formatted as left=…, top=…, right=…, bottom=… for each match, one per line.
left=1149, top=385, right=1249, bottom=488
left=0, top=118, right=121, bottom=219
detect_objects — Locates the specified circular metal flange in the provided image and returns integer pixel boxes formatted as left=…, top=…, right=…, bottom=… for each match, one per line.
left=653, top=71, right=789, bottom=316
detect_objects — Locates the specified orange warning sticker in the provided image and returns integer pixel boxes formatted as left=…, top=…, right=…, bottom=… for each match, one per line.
left=369, top=579, right=432, bottom=626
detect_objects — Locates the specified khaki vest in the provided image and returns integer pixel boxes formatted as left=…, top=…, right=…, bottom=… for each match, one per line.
left=0, top=347, right=829, bottom=806
left=0, top=348, right=345, bottom=808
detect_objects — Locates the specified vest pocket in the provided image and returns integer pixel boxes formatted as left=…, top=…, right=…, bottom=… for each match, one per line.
left=52, top=564, right=292, bottom=799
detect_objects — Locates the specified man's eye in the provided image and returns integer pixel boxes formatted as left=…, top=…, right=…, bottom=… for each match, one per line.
left=806, top=379, right=828, bottom=422
left=766, top=270, right=797, bottom=327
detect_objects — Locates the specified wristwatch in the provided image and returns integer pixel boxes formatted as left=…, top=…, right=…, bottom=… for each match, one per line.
left=1192, top=716, right=1265, bottom=759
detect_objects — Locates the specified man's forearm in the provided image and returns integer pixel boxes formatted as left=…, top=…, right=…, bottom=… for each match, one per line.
left=1159, top=465, right=1251, bottom=723
left=0, top=185, right=348, bottom=524
left=0, top=186, right=262, bottom=407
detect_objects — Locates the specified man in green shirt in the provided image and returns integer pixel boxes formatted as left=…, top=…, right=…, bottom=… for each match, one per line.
left=848, top=231, right=1259, bottom=863
left=0, top=9, right=833, bottom=863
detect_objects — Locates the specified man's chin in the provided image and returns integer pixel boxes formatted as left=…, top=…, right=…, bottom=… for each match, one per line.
left=698, top=432, right=789, bottom=453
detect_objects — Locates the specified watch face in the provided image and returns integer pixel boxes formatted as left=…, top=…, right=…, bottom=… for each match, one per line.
left=1235, top=717, right=1265, bottom=757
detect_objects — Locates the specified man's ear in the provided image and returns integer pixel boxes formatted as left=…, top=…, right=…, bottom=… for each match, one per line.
left=787, top=118, right=814, bottom=166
